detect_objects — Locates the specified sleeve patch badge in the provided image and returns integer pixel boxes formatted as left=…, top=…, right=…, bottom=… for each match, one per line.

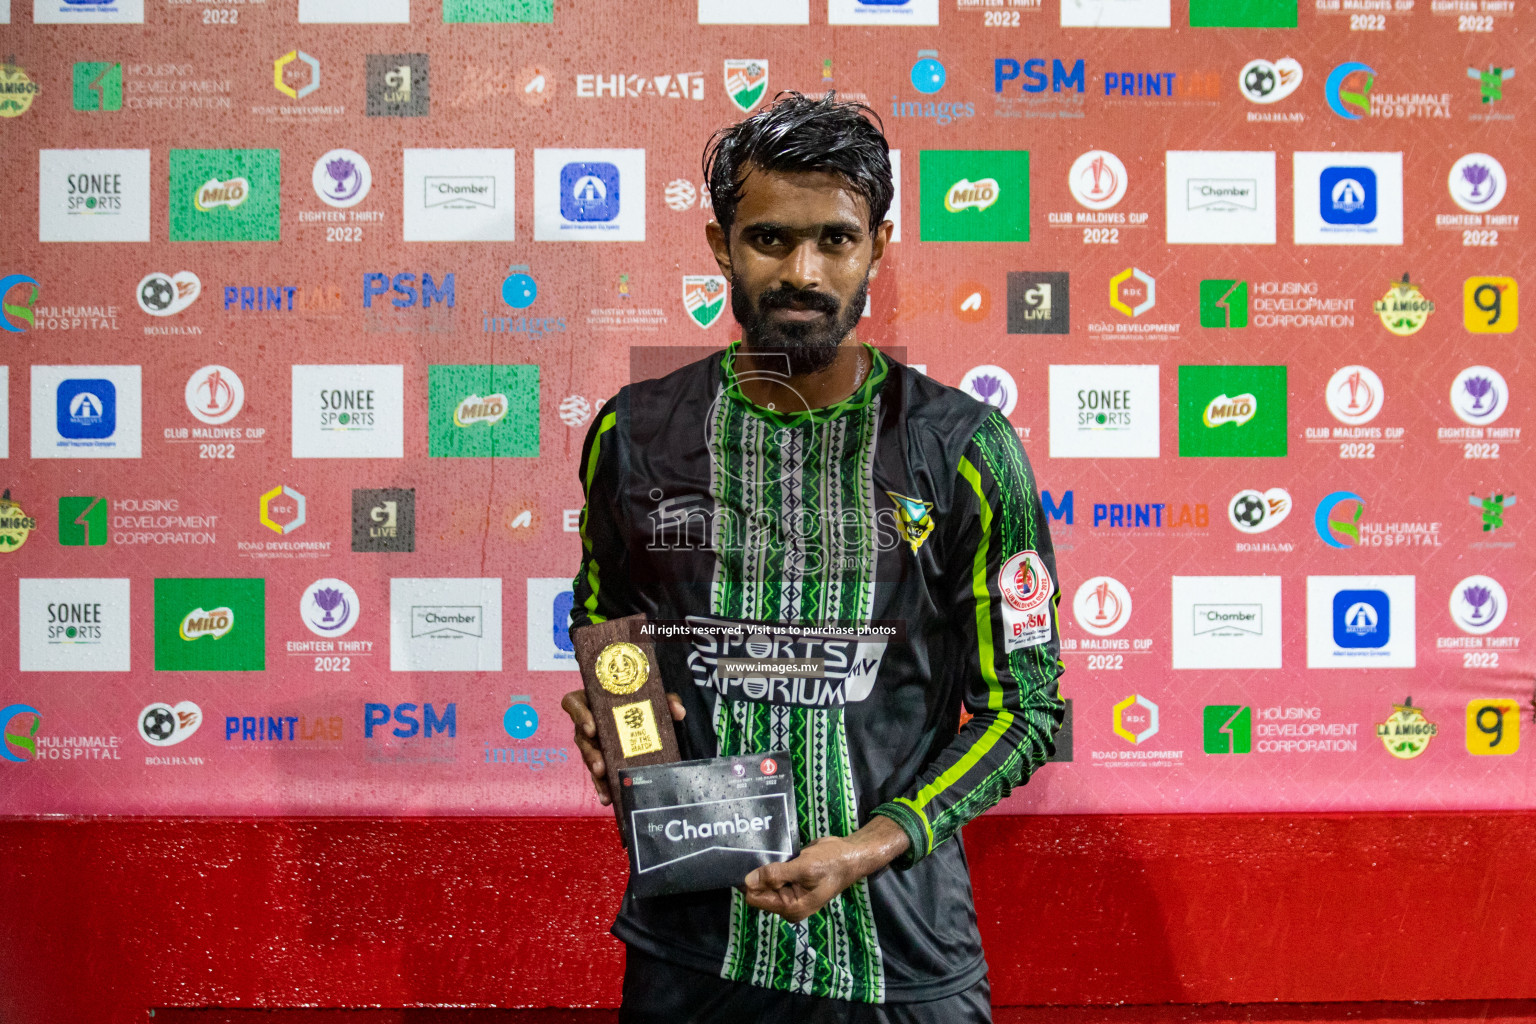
left=999, top=550, right=1054, bottom=651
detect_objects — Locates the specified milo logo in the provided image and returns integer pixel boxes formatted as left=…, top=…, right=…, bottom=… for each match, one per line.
left=180, top=606, right=234, bottom=640
left=1203, top=393, right=1256, bottom=428
left=453, top=393, right=508, bottom=428
left=195, top=177, right=249, bottom=211
left=945, top=177, right=1000, bottom=213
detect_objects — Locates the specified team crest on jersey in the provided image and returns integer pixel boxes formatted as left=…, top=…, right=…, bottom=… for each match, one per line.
left=682, top=275, right=727, bottom=329
left=885, top=491, right=934, bottom=553
left=724, top=60, right=768, bottom=113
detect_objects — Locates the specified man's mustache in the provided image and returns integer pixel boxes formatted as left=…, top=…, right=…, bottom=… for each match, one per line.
left=756, top=287, right=841, bottom=315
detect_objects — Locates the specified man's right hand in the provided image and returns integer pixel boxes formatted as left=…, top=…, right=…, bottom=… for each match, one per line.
left=561, top=690, right=687, bottom=806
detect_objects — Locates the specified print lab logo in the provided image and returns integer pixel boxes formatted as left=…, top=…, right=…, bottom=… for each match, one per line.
left=366, top=54, right=428, bottom=116
left=1240, top=57, right=1302, bottom=103
left=139, top=701, right=200, bottom=746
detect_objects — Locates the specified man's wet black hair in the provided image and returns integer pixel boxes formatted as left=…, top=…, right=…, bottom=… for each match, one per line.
left=703, top=91, right=893, bottom=241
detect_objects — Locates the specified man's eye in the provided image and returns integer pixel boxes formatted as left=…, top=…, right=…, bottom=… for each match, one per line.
left=826, top=234, right=852, bottom=246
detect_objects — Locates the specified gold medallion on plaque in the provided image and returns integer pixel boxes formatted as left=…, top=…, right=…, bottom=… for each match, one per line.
left=595, top=641, right=648, bottom=695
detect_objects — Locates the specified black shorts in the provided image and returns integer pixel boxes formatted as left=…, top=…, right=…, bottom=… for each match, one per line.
left=618, top=944, right=992, bottom=1024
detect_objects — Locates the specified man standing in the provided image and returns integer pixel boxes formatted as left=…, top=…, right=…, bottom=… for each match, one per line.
left=562, top=93, right=1064, bottom=1023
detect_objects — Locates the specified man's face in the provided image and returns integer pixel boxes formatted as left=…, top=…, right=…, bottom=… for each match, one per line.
left=707, top=167, right=891, bottom=376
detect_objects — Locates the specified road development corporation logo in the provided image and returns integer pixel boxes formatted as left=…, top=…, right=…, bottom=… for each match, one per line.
left=1448, top=154, right=1505, bottom=213
left=998, top=550, right=1053, bottom=652
left=1073, top=576, right=1131, bottom=636
left=1112, top=694, right=1158, bottom=745
left=1466, top=699, right=1520, bottom=756
left=154, top=577, right=266, bottom=671
left=1109, top=267, right=1154, bottom=318
left=1377, top=699, right=1436, bottom=759
left=1449, top=575, right=1506, bottom=636
left=312, top=149, right=371, bottom=208
left=683, top=275, right=726, bottom=329
left=1325, top=366, right=1383, bottom=425
left=138, top=271, right=201, bottom=317
left=1240, top=57, right=1302, bottom=103
left=1450, top=366, right=1508, bottom=426
left=185, top=365, right=243, bottom=425
left=139, top=701, right=201, bottom=746
left=301, top=578, right=359, bottom=638
left=1228, top=489, right=1290, bottom=534
left=1, top=705, right=42, bottom=763
left=959, top=365, right=1017, bottom=417
left=1069, top=151, right=1127, bottom=211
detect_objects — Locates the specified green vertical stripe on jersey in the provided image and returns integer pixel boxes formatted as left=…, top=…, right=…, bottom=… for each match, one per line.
left=579, top=411, right=618, bottom=624
left=711, top=345, right=887, bottom=1003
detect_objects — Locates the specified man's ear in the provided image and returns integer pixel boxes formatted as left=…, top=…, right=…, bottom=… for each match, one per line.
left=705, top=220, right=733, bottom=280
left=867, top=220, right=894, bottom=279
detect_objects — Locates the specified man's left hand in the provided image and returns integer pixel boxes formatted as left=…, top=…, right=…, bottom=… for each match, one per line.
left=740, top=814, right=910, bottom=924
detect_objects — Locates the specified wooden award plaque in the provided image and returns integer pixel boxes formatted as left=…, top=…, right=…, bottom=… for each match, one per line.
left=570, top=613, right=682, bottom=842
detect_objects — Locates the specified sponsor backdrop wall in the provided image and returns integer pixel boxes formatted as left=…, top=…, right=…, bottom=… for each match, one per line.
left=0, top=0, right=1530, bottom=817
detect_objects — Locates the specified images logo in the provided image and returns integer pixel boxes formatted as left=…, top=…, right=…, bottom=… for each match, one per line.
left=683, top=275, right=727, bottom=329
left=1178, top=365, right=1286, bottom=457
left=137, top=271, right=201, bottom=317
left=312, top=149, right=371, bottom=208
left=1449, top=575, right=1506, bottom=636
left=1377, top=699, right=1436, bottom=759
left=1466, top=699, right=1520, bottom=756
left=1374, top=274, right=1433, bottom=336
left=920, top=150, right=1030, bottom=242
left=501, top=265, right=537, bottom=309
left=0, top=705, right=41, bottom=762
left=1007, top=272, right=1069, bottom=334
left=959, top=365, right=1017, bottom=416
left=1448, top=154, right=1505, bottom=213
left=155, top=578, right=265, bottom=671
left=259, top=485, right=305, bottom=535
left=1325, top=366, right=1383, bottom=425
left=1228, top=488, right=1290, bottom=534
left=1333, top=588, right=1389, bottom=648
left=1450, top=366, right=1508, bottom=425
left=1325, top=61, right=1374, bottom=119
left=1073, top=576, right=1131, bottom=636
left=185, top=365, right=243, bottom=425
left=1112, top=694, right=1158, bottom=745
left=73, top=61, right=122, bottom=111
left=1069, top=150, right=1127, bottom=211
left=352, top=488, right=414, bottom=553
left=1199, top=280, right=1248, bottom=328
left=1467, top=65, right=1514, bottom=104
left=1, top=274, right=39, bottom=332
left=428, top=365, right=539, bottom=458
left=1469, top=492, right=1515, bottom=532
left=503, top=697, right=539, bottom=739
left=1464, top=277, right=1516, bottom=334
left=724, top=59, right=768, bottom=113
left=1203, top=705, right=1252, bottom=754
left=1109, top=267, right=1154, bottom=317
left=301, top=578, right=359, bottom=637
left=911, top=50, right=945, bottom=94
left=1314, top=491, right=1365, bottom=548
left=273, top=50, right=320, bottom=99
left=1239, top=57, right=1302, bottom=103
left=58, top=496, right=106, bottom=546
left=170, top=149, right=281, bottom=242
left=139, top=701, right=200, bottom=746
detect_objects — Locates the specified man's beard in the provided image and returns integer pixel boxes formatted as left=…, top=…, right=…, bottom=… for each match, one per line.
left=732, top=275, right=869, bottom=377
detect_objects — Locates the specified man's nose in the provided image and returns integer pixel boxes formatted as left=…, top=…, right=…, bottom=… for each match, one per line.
left=779, top=239, right=823, bottom=292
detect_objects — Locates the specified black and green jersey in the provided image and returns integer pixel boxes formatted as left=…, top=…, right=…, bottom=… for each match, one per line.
left=572, top=343, right=1064, bottom=1004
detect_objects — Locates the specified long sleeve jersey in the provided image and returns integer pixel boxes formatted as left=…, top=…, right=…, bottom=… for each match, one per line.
left=571, top=343, right=1065, bottom=1004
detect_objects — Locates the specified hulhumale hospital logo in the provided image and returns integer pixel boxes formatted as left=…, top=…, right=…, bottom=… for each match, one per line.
left=1315, top=491, right=1365, bottom=548
left=1325, top=61, right=1374, bottom=120
left=1, top=705, right=42, bottom=762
